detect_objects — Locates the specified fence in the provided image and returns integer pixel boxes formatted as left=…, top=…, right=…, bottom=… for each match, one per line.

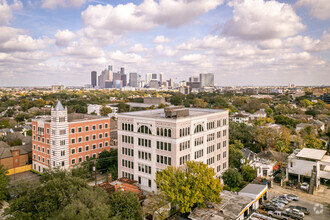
left=6, top=164, right=32, bottom=175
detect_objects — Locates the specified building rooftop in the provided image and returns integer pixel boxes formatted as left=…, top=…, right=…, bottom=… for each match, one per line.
left=188, top=191, right=254, bottom=220
left=239, top=184, right=267, bottom=196
left=296, top=148, right=327, bottom=161
left=118, top=108, right=227, bottom=120
left=54, top=101, right=64, bottom=111
left=34, top=113, right=108, bottom=123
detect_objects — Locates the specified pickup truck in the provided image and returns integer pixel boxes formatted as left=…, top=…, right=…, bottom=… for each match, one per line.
left=268, top=211, right=289, bottom=220
left=283, top=208, right=304, bottom=219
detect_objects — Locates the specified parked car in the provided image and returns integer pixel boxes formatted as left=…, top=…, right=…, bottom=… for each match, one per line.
left=271, top=202, right=285, bottom=210
left=277, top=198, right=289, bottom=205
left=289, top=206, right=310, bottom=215
left=268, top=211, right=289, bottom=220
left=285, top=194, right=299, bottom=201
left=283, top=208, right=304, bottom=219
left=262, top=204, right=278, bottom=211
left=300, top=182, right=309, bottom=191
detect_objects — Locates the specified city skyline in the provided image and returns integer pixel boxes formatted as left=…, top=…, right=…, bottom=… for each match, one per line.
left=0, top=0, right=330, bottom=87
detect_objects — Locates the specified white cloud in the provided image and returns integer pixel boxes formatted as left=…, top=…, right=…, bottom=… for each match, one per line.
left=128, top=44, right=149, bottom=53
left=41, top=0, right=86, bottom=9
left=55, top=29, right=76, bottom=47
left=312, top=28, right=330, bottom=51
left=155, top=45, right=177, bottom=56
left=0, top=0, right=23, bottom=25
left=153, top=35, right=170, bottom=43
left=109, top=50, right=145, bottom=64
left=81, top=0, right=224, bottom=39
left=223, top=0, right=305, bottom=40
left=296, top=0, right=330, bottom=20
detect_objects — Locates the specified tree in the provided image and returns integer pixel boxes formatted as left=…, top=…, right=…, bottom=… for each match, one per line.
left=266, top=107, right=273, bottom=116
left=20, top=99, right=29, bottom=111
left=96, top=150, right=117, bottom=176
left=194, top=99, right=208, bottom=108
left=158, top=103, right=166, bottom=108
left=241, top=165, right=257, bottom=182
left=0, top=165, right=9, bottom=201
left=5, top=173, right=100, bottom=219
left=49, top=188, right=111, bottom=220
left=8, top=139, right=22, bottom=146
left=303, top=136, right=323, bottom=149
left=229, top=141, right=244, bottom=169
left=14, top=113, right=29, bottom=122
left=26, top=129, right=32, bottom=136
left=0, top=119, right=10, bottom=128
left=170, top=95, right=183, bottom=106
left=142, top=192, right=171, bottom=220
left=117, top=102, right=130, bottom=113
left=274, top=115, right=298, bottom=128
left=108, top=191, right=143, bottom=220
left=34, top=98, right=45, bottom=108
left=222, top=168, right=243, bottom=191
left=155, top=161, right=222, bottom=213
left=100, top=105, right=112, bottom=116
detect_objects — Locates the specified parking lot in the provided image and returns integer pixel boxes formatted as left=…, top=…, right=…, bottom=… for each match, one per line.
left=267, top=185, right=330, bottom=220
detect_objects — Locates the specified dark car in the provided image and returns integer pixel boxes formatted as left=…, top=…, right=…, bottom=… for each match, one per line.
left=289, top=206, right=310, bottom=215
left=263, top=204, right=278, bottom=211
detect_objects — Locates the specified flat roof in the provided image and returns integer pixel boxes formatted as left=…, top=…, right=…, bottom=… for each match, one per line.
left=321, top=155, right=330, bottom=163
left=239, top=184, right=267, bottom=196
left=118, top=108, right=227, bottom=120
left=188, top=191, right=254, bottom=220
left=296, top=148, right=327, bottom=161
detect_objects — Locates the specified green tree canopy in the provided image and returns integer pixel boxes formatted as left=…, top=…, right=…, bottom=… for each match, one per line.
left=222, top=168, right=243, bottom=191
left=108, top=191, right=143, bottom=220
left=229, top=140, right=244, bottom=169
left=241, top=165, right=257, bottom=182
left=0, top=165, right=9, bottom=201
left=100, top=105, right=112, bottom=116
left=155, top=161, right=222, bottom=213
left=0, top=119, right=10, bottom=128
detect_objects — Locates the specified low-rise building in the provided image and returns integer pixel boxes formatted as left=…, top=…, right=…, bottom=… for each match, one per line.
left=287, top=148, right=330, bottom=188
left=231, top=113, right=250, bottom=124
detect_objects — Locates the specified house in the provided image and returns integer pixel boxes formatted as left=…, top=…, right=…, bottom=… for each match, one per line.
left=250, top=109, right=267, bottom=120
left=0, top=141, right=32, bottom=170
left=312, top=120, right=325, bottom=131
left=287, top=148, right=330, bottom=188
left=95, top=177, right=145, bottom=200
left=250, top=150, right=288, bottom=178
left=241, top=148, right=256, bottom=162
left=231, top=113, right=250, bottom=124
left=0, top=128, right=14, bottom=137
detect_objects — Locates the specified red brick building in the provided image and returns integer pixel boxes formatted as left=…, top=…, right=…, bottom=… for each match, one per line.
left=32, top=101, right=110, bottom=172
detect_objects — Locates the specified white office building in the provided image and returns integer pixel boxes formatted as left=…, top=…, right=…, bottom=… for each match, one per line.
left=117, top=107, right=229, bottom=192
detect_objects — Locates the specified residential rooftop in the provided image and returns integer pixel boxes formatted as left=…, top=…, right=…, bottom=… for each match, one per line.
left=295, top=148, right=327, bottom=161
left=33, top=113, right=108, bottom=123
left=118, top=107, right=227, bottom=120
left=239, top=184, right=268, bottom=196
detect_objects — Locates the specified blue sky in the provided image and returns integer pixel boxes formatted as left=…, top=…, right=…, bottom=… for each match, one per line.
left=0, top=0, right=329, bottom=86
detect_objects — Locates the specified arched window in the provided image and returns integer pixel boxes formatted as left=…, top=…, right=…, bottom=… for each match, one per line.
left=137, top=125, right=152, bottom=134
left=168, top=129, right=171, bottom=137
left=161, top=128, right=163, bottom=136
left=157, top=128, right=159, bottom=135
left=194, top=124, right=204, bottom=134
left=164, top=129, right=167, bottom=137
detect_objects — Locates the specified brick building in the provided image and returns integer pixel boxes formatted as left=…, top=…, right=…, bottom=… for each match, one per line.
left=0, top=141, right=31, bottom=169
left=32, top=101, right=111, bottom=172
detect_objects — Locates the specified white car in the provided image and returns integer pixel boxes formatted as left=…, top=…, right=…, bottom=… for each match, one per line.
left=300, top=182, right=309, bottom=191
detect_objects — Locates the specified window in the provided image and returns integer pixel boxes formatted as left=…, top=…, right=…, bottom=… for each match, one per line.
left=38, top=146, right=40, bottom=151
left=179, top=141, right=190, bottom=151
left=92, top=153, right=96, bottom=158
left=85, top=126, right=89, bottom=131
left=104, top=132, right=108, bottom=138
left=194, top=149, right=204, bottom=159
left=85, top=136, right=89, bottom=141
left=33, top=154, right=36, bottom=159
left=105, top=141, right=108, bottom=147
left=138, top=176, right=141, bottom=184
left=86, top=155, right=90, bottom=160
left=194, top=124, right=204, bottom=134
left=71, top=148, right=75, bottom=154
left=92, top=144, right=96, bottom=150
left=78, top=147, right=82, bottom=153
left=47, top=138, right=49, bottom=144
left=99, top=133, right=103, bottom=139
left=78, top=137, right=82, bottom=143
left=62, top=161, right=65, bottom=166
left=99, top=124, right=102, bottom=129
left=217, top=142, right=221, bottom=149
left=92, top=125, right=96, bottom=130
left=179, top=154, right=190, bottom=165
left=33, top=135, right=36, bottom=140
left=38, top=136, right=40, bottom=141
left=60, top=129, right=66, bottom=135
left=71, top=138, right=75, bottom=144
left=99, top=143, right=103, bottom=148
left=33, top=144, right=36, bottom=150
left=290, top=162, right=293, bottom=167
left=78, top=127, right=82, bottom=132
left=223, top=151, right=226, bottom=158
left=47, top=149, right=50, bottom=154
left=92, top=134, right=96, bottom=140
left=61, top=150, right=65, bottom=156
left=42, top=147, right=45, bottom=153
left=137, top=125, right=152, bottom=134
left=156, top=141, right=171, bottom=151
left=148, top=179, right=151, bottom=188
left=85, top=145, right=89, bottom=151
left=42, top=157, right=45, bottom=163
left=72, top=159, right=76, bottom=164
left=138, top=138, right=151, bottom=147
left=33, top=125, right=36, bottom=131
left=71, top=127, right=75, bottom=133
left=105, top=123, right=108, bottom=128
left=38, top=156, right=40, bottom=161
left=78, top=157, right=83, bottom=163
left=156, top=155, right=171, bottom=165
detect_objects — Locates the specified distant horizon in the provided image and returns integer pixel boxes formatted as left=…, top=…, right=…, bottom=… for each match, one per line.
left=0, top=0, right=329, bottom=86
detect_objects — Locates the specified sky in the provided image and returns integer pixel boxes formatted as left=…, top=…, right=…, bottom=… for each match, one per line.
left=0, top=0, right=329, bottom=87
